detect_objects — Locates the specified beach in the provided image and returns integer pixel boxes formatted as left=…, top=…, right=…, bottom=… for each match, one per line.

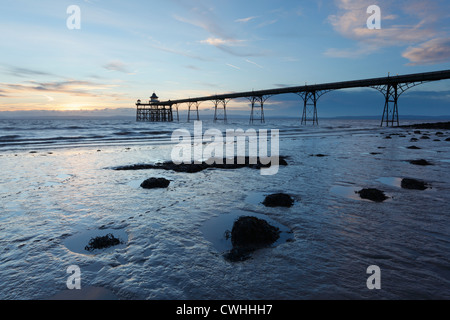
left=0, top=118, right=449, bottom=300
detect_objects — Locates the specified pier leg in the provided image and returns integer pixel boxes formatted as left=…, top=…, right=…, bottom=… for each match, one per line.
left=381, top=84, right=400, bottom=127
left=249, top=96, right=265, bottom=124
left=214, top=99, right=228, bottom=123
left=301, top=91, right=318, bottom=125
left=188, top=102, right=200, bottom=122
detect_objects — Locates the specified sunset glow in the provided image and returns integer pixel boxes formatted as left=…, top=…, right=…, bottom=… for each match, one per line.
left=1, top=0, right=449, bottom=118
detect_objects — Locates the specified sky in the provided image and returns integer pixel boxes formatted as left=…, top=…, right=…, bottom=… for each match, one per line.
left=1, top=0, right=450, bottom=119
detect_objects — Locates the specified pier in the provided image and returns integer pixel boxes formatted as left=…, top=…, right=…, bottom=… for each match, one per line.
left=136, top=69, right=450, bottom=126
left=136, top=93, right=174, bottom=122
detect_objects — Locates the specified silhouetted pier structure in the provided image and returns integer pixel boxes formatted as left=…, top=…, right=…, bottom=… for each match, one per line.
left=136, top=70, right=450, bottom=126
left=136, top=93, right=173, bottom=122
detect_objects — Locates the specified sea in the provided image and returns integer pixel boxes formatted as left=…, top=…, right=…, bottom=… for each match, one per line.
left=0, top=117, right=449, bottom=300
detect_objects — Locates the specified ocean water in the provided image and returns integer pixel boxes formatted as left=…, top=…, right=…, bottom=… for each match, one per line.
left=0, top=117, right=449, bottom=300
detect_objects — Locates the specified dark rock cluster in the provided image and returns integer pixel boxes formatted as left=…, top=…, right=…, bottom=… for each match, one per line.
left=401, top=178, right=429, bottom=190
left=85, top=234, right=123, bottom=252
left=224, top=216, right=281, bottom=262
left=262, top=193, right=294, bottom=208
left=114, top=156, right=288, bottom=173
left=140, top=178, right=171, bottom=189
left=356, top=188, right=389, bottom=202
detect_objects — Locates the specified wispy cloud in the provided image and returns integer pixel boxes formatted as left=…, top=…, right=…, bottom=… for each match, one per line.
left=226, top=63, right=241, bottom=70
left=149, top=40, right=210, bottom=61
left=403, top=38, right=450, bottom=65
left=235, top=16, right=258, bottom=23
left=0, top=80, right=120, bottom=98
left=1, top=65, right=60, bottom=78
left=103, top=60, right=132, bottom=74
left=257, top=19, right=278, bottom=28
left=245, top=59, right=264, bottom=68
left=173, top=4, right=262, bottom=58
left=325, top=0, right=450, bottom=65
left=200, top=38, right=245, bottom=46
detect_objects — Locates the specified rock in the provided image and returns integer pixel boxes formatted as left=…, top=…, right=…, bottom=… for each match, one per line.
left=310, top=154, right=327, bottom=157
left=410, top=138, right=419, bottom=142
left=420, top=135, right=430, bottom=140
left=85, top=234, right=123, bottom=252
left=224, top=216, right=280, bottom=262
left=114, top=156, right=288, bottom=173
left=414, top=130, right=422, bottom=134
left=409, top=159, right=433, bottom=166
left=406, top=146, right=421, bottom=150
left=356, top=188, right=388, bottom=202
left=262, top=193, right=294, bottom=208
left=401, top=178, right=428, bottom=190
left=436, top=132, right=444, bottom=136
left=384, top=136, right=392, bottom=139
left=140, top=178, right=171, bottom=189
left=446, top=138, right=450, bottom=142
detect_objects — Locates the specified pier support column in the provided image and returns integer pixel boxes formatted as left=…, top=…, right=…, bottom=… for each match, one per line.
left=249, top=95, right=267, bottom=124
left=380, top=83, right=399, bottom=127
left=213, top=99, right=228, bottom=123
left=300, top=91, right=319, bottom=125
left=187, top=101, right=200, bottom=122
left=174, top=104, right=180, bottom=122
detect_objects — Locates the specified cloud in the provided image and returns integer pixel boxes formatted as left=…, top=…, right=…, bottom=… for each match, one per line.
left=103, top=60, right=132, bottom=74
left=173, top=13, right=230, bottom=40
left=0, top=65, right=63, bottom=80
left=245, top=59, right=263, bottom=68
left=199, top=37, right=264, bottom=58
left=173, top=4, right=262, bottom=58
left=257, top=19, right=278, bottom=28
left=402, top=38, right=450, bottom=65
left=226, top=63, right=241, bottom=70
left=200, top=38, right=243, bottom=46
left=235, top=16, right=258, bottom=23
left=325, top=0, right=450, bottom=65
left=150, top=40, right=211, bottom=61
left=0, top=80, right=119, bottom=98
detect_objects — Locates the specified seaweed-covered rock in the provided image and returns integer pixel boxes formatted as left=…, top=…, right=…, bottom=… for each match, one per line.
left=262, top=193, right=294, bottom=208
left=356, top=188, right=388, bottom=202
left=114, top=156, right=288, bottom=173
left=140, top=178, right=171, bottom=189
left=409, top=159, right=433, bottom=166
left=85, top=234, right=123, bottom=252
left=224, top=216, right=280, bottom=262
left=401, top=178, right=429, bottom=191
